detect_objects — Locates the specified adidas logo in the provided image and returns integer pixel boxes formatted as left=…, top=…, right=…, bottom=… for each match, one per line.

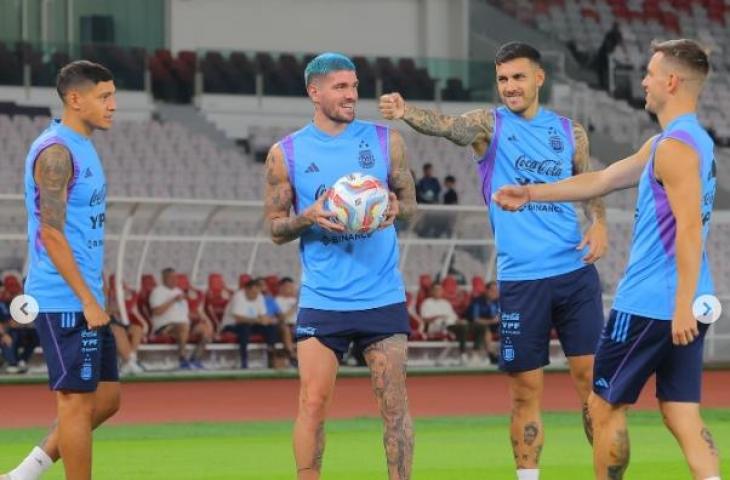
left=595, top=378, right=609, bottom=389
left=84, top=168, right=93, bottom=178
left=304, top=162, right=320, bottom=173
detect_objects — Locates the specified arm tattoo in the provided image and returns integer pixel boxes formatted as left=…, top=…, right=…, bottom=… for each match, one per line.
left=388, top=130, right=417, bottom=220
left=607, top=428, right=630, bottom=479
left=572, top=123, right=606, bottom=223
left=263, top=145, right=313, bottom=244
left=37, top=144, right=72, bottom=232
left=402, top=106, right=493, bottom=147
left=364, top=334, right=414, bottom=479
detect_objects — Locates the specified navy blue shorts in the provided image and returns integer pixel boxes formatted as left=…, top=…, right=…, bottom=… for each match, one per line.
left=593, top=310, right=709, bottom=405
left=35, top=312, right=119, bottom=392
left=295, top=302, right=410, bottom=360
left=499, top=265, right=604, bottom=372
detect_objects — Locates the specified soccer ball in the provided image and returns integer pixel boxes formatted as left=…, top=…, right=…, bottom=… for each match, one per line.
left=324, top=173, right=390, bottom=234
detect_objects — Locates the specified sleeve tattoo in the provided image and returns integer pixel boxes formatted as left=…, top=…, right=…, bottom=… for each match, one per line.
left=572, top=123, right=606, bottom=223
left=402, top=106, right=494, bottom=147
left=263, top=144, right=313, bottom=245
left=36, top=144, right=73, bottom=232
left=388, top=129, right=417, bottom=220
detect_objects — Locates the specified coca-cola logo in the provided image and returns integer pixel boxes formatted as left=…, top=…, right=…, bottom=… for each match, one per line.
left=514, top=156, right=563, bottom=177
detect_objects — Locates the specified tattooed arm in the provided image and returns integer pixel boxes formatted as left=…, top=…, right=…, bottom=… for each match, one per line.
left=572, top=123, right=606, bottom=224
left=35, top=144, right=108, bottom=327
left=379, top=93, right=493, bottom=156
left=264, top=144, right=343, bottom=245
left=387, top=129, right=416, bottom=220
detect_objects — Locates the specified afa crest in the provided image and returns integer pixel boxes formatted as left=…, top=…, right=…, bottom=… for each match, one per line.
left=548, top=127, right=563, bottom=153
left=358, top=139, right=375, bottom=168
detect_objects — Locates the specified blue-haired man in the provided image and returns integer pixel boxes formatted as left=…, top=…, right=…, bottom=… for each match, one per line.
left=263, top=52, right=417, bottom=480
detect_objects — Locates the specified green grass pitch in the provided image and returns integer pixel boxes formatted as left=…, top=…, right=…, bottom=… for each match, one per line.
left=1, top=410, right=728, bottom=479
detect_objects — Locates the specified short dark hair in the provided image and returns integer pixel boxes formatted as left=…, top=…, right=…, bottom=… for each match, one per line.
left=445, top=175, right=455, bottom=183
left=495, top=42, right=542, bottom=66
left=650, top=39, right=710, bottom=76
left=279, top=277, right=294, bottom=285
left=244, top=279, right=258, bottom=289
left=423, top=163, right=433, bottom=170
left=161, top=267, right=175, bottom=277
left=56, top=60, right=113, bottom=102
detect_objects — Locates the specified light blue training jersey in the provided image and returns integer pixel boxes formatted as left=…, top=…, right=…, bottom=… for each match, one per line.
left=478, top=106, right=587, bottom=281
left=280, top=120, right=405, bottom=310
left=613, top=113, right=716, bottom=320
left=24, top=119, right=106, bottom=312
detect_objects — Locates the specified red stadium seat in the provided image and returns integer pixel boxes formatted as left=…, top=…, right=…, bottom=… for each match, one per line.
left=238, top=273, right=252, bottom=289
left=416, top=274, right=433, bottom=310
left=441, top=275, right=469, bottom=316
left=471, top=276, right=486, bottom=298
left=108, top=274, right=148, bottom=335
left=205, top=273, right=232, bottom=328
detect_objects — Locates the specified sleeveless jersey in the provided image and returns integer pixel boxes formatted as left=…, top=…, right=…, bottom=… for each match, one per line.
left=479, top=106, right=586, bottom=281
left=280, top=120, right=405, bottom=311
left=24, top=119, right=106, bottom=311
left=613, top=113, right=716, bottom=320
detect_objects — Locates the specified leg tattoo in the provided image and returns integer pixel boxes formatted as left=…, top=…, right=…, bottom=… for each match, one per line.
left=298, top=421, right=325, bottom=474
left=582, top=403, right=594, bottom=445
left=365, top=335, right=414, bottom=479
left=701, top=427, right=718, bottom=457
left=606, top=429, right=630, bottom=479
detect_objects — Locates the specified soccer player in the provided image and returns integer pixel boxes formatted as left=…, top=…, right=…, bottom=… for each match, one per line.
left=380, top=42, right=607, bottom=480
left=264, top=52, right=417, bottom=480
left=2, top=61, right=118, bottom=480
left=494, top=39, right=720, bottom=480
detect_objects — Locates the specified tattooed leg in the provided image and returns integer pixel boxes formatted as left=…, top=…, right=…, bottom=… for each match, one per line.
left=508, top=369, right=545, bottom=469
left=293, top=338, right=339, bottom=480
left=567, top=355, right=595, bottom=446
left=589, top=393, right=630, bottom=480
left=364, top=334, right=414, bottom=480
left=659, top=401, right=720, bottom=479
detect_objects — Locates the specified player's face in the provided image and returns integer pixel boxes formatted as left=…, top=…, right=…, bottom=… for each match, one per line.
left=310, top=70, right=358, bottom=123
left=641, top=53, right=670, bottom=115
left=74, top=80, right=116, bottom=131
left=495, top=58, right=544, bottom=114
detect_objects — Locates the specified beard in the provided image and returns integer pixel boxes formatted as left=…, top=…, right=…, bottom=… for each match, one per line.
left=321, top=102, right=355, bottom=124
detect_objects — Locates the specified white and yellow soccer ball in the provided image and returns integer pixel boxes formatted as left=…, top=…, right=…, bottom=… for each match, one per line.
left=324, top=172, right=390, bottom=234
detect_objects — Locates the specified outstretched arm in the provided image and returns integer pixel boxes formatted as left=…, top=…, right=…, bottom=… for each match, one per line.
left=263, top=144, right=343, bottom=245
left=379, top=92, right=493, bottom=152
left=494, top=135, right=657, bottom=210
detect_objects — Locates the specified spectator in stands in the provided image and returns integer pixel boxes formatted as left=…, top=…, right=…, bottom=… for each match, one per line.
left=221, top=279, right=279, bottom=368
left=443, top=175, right=458, bottom=204
left=416, top=163, right=441, bottom=204
left=274, top=277, right=298, bottom=362
left=149, top=267, right=212, bottom=369
left=466, top=281, right=501, bottom=364
left=106, top=280, right=145, bottom=376
left=0, top=278, right=39, bottom=374
left=594, top=22, right=623, bottom=90
left=256, top=277, right=296, bottom=365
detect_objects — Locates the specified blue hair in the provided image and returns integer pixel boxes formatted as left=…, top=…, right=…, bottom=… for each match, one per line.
left=304, top=52, right=356, bottom=86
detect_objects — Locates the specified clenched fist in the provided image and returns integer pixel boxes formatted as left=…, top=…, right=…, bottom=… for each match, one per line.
left=379, top=93, right=406, bottom=120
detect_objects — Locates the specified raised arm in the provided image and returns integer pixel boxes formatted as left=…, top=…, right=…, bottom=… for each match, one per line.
left=494, top=135, right=657, bottom=210
left=35, top=144, right=108, bottom=328
left=655, top=139, right=703, bottom=346
left=387, top=129, right=417, bottom=220
left=263, top=143, right=343, bottom=245
left=379, top=93, right=493, bottom=154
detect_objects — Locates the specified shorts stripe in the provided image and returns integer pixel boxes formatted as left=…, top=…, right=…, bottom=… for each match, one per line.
left=44, top=313, right=69, bottom=389
left=619, top=313, right=632, bottom=342
left=607, top=319, right=653, bottom=398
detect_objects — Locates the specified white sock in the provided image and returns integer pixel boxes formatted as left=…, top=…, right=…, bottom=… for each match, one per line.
left=703, top=477, right=721, bottom=480
left=8, top=447, right=53, bottom=480
left=129, top=351, right=137, bottom=362
left=516, top=469, right=539, bottom=480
